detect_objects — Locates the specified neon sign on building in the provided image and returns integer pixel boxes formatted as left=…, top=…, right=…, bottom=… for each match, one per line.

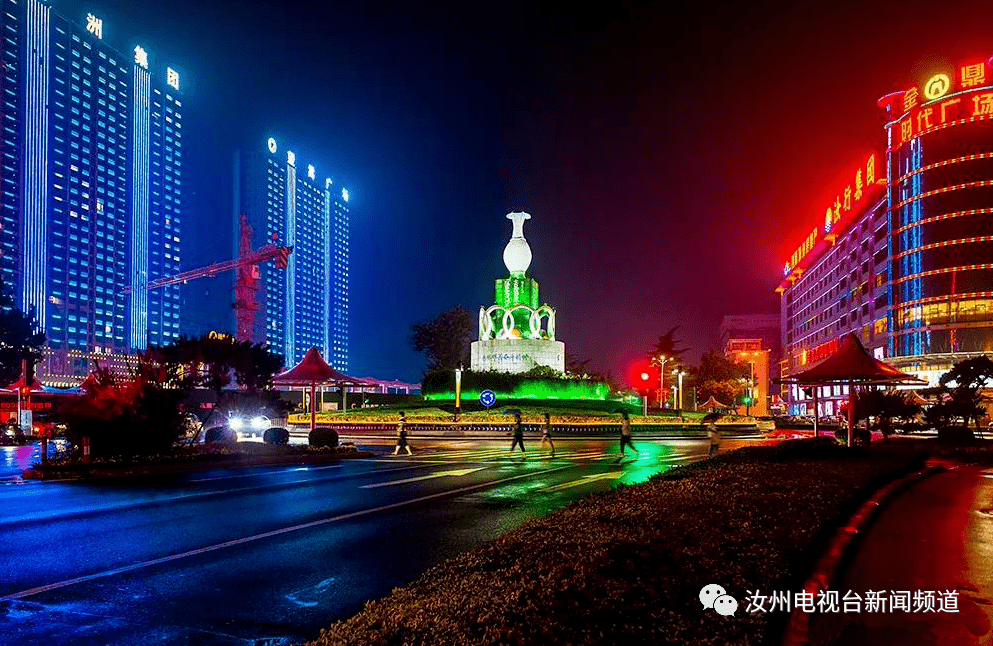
left=880, top=58, right=993, bottom=151
left=783, top=153, right=884, bottom=275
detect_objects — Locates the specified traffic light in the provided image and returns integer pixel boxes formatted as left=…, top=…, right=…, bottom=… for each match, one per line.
left=629, top=361, right=660, bottom=396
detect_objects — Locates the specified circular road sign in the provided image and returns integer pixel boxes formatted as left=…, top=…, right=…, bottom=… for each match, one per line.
left=479, top=389, right=497, bottom=408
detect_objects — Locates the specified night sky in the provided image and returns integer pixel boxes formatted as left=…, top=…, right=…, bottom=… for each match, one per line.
left=56, top=0, right=993, bottom=383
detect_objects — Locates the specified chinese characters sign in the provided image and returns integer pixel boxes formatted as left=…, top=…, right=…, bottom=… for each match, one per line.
left=784, top=153, right=883, bottom=275
left=883, top=58, right=993, bottom=151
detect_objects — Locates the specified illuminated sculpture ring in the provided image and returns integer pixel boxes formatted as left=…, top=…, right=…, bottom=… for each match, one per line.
left=479, top=304, right=556, bottom=340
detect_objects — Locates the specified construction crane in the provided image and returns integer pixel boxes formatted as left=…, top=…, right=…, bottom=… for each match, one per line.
left=123, top=214, right=292, bottom=342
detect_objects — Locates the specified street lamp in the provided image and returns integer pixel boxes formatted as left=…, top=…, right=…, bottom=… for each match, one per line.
left=651, top=355, right=669, bottom=410
left=738, top=351, right=756, bottom=416
left=673, top=367, right=685, bottom=410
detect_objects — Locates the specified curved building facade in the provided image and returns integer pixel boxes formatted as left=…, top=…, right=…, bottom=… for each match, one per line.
left=883, top=71, right=993, bottom=373
left=780, top=57, right=993, bottom=413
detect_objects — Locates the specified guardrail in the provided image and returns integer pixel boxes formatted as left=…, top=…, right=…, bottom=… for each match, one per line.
left=286, top=421, right=767, bottom=437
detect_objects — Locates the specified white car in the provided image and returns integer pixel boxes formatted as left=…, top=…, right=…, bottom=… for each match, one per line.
left=228, top=414, right=271, bottom=439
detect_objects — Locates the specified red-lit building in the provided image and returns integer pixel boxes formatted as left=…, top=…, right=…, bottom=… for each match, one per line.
left=779, top=57, right=993, bottom=415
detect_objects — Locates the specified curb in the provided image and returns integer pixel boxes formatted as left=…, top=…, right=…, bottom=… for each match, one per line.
left=781, top=458, right=951, bottom=646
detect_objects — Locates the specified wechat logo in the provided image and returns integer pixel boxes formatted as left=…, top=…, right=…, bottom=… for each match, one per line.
left=700, top=583, right=738, bottom=617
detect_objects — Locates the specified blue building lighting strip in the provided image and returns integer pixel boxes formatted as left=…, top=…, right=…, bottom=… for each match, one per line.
left=129, top=65, right=150, bottom=349
left=284, top=159, right=296, bottom=362
left=20, top=0, right=49, bottom=327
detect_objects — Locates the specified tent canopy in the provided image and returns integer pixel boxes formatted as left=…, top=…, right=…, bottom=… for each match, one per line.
left=698, top=395, right=729, bottom=410
left=1, top=375, right=46, bottom=393
left=273, top=347, right=368, bottom=386
left=781, top=333, right=924, bottom=385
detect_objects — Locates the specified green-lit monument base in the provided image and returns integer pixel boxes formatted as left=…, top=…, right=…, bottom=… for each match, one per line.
left=471, top=338, right=565, bottom=373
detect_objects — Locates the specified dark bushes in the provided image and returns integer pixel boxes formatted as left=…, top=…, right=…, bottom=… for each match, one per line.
left=204, top=426, right=236, bottom=444
left=309, top=427, right=339, bottom=447
left=263, top=427, right=290, bottom=445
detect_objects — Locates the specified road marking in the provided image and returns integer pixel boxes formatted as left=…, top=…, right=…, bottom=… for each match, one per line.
left=543, top=471, right=625, bottom=492
left=190, top=464, right=344, bottom=482
left=0, top=463, right=435, bottom=526
left=1, top=465, right=572, bottom=600
left=361, top=467, right=485, bottom=488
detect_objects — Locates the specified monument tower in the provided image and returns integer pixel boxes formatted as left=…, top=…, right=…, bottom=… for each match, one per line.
left=470, top=212, right=565, bottom=373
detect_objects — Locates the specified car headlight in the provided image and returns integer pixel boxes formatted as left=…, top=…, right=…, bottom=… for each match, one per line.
left=251, top=416, right=267, bottom=430
left=228, top=418, right=244, bottom=431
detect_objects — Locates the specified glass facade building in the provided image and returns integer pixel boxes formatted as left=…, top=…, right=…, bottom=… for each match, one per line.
left=0, top=0, right=182, bottom=354
left=234, top=141, right=349, bottom=368
left=779, top=57, right=993, bottom=413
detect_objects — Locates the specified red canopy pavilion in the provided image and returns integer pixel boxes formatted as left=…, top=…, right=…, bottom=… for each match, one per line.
left=272, top=347, right=369, bottom=434
left=779, top=333, right=923, bottom=446
left=697, top=396, right=730, bottom=412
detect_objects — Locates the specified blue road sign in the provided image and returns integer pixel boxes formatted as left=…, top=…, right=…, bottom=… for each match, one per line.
left=479, top=389, right=496, bottom=408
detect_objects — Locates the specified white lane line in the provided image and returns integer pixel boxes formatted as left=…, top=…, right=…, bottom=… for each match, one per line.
left=0, top=464, right=435, bottom=526
left=190, top=464, right=345, bottom=482
left=1, top=465, right=573, bottom=600
left=543, top=471, right=625, bottom=492
left=361, top=467, right=485, bottom=489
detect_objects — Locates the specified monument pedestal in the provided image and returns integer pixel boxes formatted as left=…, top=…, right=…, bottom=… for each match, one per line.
left=471, top=338, right=565, bottom=373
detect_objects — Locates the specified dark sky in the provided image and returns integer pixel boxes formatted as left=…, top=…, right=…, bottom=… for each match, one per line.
left=60, top=0, right=993, bottom=382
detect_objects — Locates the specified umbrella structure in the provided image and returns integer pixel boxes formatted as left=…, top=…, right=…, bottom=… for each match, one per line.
left=779, top=333, right=924, bottom=446
left=697, top=396, right=729, bottom=412
left=272, top=347, right=370, bottom=434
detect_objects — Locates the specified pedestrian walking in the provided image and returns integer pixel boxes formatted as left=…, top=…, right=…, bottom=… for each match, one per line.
left=707, top=420, right=721, bottom=456
left=540, top=412, right=556, bottom=457
left=393, top=411, right=412, bottom=455
left=619, top=411, right=636, bottom=457
left=509, top=412, right=526, bottom=457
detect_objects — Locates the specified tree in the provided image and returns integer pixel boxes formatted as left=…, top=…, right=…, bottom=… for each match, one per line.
left=232, top=341, right=284, bottom=392
left=409, top=306, right=473, bottom=372
left=691, top=350, right=748, bottom=407
left=61, top=353, right=188, bottom=459
left=646, top=327, right=687, bottom=364
left=0, top=275, right=45, bottom=386
left=851, top=388, right=921, bottom=440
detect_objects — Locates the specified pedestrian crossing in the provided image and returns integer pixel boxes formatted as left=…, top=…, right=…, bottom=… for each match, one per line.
left=370, top=445, right=702, bottom=464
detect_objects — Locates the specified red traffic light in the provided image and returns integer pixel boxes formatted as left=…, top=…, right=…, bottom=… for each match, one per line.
left=629, top=361, right=660, bottom=394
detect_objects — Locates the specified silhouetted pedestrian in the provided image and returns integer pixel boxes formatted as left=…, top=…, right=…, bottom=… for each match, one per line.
left=540, top=412, right=555, bottom=457
left=509, top=413, right=526, bottom=457
left=707, top=420, right=721, bottom=456
left=393, top=411, right=412, bottom=455
left=619, top=411, right=636, bottom=457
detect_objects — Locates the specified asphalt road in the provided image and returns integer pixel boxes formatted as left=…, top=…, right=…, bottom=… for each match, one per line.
left=0, top=435, right=762, bottom=646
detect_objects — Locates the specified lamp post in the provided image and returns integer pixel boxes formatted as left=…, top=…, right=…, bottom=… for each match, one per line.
left=674, top=368, right=685, bottom=410
left=652, top=355, right=669, bottom=410
left=737, top=351, right=756, bottom=416
left=454, top=365, right=463, bottom=422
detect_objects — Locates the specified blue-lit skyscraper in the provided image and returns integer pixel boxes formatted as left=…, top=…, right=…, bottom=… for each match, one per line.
left=0, top=0, right=181, bottom=357
left=234, top=139, right=349, bottom=368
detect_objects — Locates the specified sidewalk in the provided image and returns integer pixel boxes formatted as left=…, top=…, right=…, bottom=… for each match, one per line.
left=825, top=465, right=993, bottom=645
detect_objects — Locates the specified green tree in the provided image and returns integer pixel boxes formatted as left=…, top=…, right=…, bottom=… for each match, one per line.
left=851, top=388, right=921, bottom=440
left=409, top=306, right=474, bottom=372
left=691, top=350, right=748, bottom=407
left=0, top=276, right=46, bottom=386
left=232, top=340, right=285, bottom=392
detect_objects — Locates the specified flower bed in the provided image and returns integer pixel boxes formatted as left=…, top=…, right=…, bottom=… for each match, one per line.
left=306, top=439, right=925, bottom=646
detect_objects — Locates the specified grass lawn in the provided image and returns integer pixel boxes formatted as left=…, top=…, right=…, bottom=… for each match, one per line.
left=305, top=439, right=925, bottom=646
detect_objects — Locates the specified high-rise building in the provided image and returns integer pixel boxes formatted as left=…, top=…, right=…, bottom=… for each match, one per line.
left=0, top=0, right=182, bottom=360
left=233, top=138, right=349, bottom=368
left=779, top=56, right=993, bottom=415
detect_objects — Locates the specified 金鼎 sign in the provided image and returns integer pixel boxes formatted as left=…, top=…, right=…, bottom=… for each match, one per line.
left=882, top=58, right=993, bottom=151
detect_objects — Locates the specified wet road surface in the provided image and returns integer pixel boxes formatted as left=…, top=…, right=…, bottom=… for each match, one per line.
left=0, top=436, right=761, bottom=646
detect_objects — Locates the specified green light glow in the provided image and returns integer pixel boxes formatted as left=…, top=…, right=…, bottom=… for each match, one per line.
left=424, top=378, right=611, bottom=401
